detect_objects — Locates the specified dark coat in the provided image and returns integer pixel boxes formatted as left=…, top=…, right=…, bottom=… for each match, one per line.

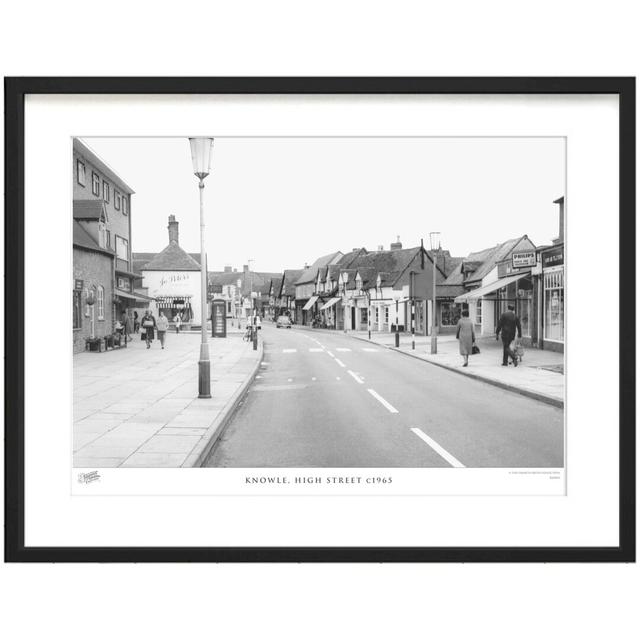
left=141, top=314, right=156, bottom=340
left=496, top=310, right=522, bottom=342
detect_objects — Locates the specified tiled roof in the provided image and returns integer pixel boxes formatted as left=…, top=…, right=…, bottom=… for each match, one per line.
left=73, top=199, right=107, bottom=221
left=295, top=251, right=343, bottom=285
left=141, top=243, right=202, bottom=271
left=280, top=269, right=304, bottom=296
left=462, top=237, right=526, bottom=283
left=134, top=251, right=201, bottom=274
left=73, top=220, right=114, bottom=256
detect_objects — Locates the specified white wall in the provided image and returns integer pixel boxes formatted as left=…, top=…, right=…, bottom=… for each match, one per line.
left=141, top=270, right=203, bottom=324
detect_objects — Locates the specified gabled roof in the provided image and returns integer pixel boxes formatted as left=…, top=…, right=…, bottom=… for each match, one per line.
left=73, top=199, right=108, bottom=221
left=296, top=251, right=343, bottom=285
left=280, top=269, right=304, bottom=296
left=73, top=220, right=114, bottom=256
left=134, top=251, right=201, bottom=274
left=462, top=236, right=532, bottom=284
left=141, top=243, right=201, bottom=271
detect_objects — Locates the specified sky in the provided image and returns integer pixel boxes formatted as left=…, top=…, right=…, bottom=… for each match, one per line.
left=82, top=137, right=565, bottom=273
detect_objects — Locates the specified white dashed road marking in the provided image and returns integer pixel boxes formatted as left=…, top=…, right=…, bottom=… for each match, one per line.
left=309, top=348, right=323, bottom=352
left=282, top=349, right=297, bottom=353
left=410, top=428, right=465, bottom=468
left=334, top=358, right=346, bottom=368
left=336, top=376, right=341, bottom=381
left=362, top=348, right=379, bottom=352
left=347, top=370, right=364, bottom=384
left=327, top=351, right=335, bottom=358
left=312, top=377, right=317, bottom=381
left=336, top=348, right=351, bottom=352
left=367, top=388, right=399, bottom=413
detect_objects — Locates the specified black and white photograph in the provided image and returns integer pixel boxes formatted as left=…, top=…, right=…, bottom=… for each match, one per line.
left=72, top=135, right=566, bottom=475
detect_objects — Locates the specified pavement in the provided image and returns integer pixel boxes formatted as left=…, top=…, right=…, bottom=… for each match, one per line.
left=206, top=325, right=564, bottom=468
left=73, top=326, right=262, bottom=468
left=292, top=325, right=565, bottom=407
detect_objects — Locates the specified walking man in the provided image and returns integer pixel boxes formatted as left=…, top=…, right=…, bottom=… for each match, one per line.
left=496, top=304, right=522, bottom=367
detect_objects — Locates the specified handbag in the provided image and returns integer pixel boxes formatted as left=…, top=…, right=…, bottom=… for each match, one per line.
left=472, top=344, right=480, bottom=355
left=143, top=320, right=153, bottom=328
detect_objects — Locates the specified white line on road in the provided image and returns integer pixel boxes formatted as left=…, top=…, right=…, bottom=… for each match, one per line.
left=326, top=351, right=335, bottom=358
left=363, top=348, right=379, bottom=352
left=288, top=378, right=293, bottom=382
left=312, top=377, right=317, bottom=381
left=256, top=375, right=262, bottom=379
left=282, top=349, right=297, bottom=353
left=261, top=361, right=268, bottom=365
left=336, top=376, right=341, bottom=380
left=309, top=348, right=324, bottom=352
left=367, top=388, right=399, bottom=413
left=410, top=428, right=465, bottom=468
left=335, top=358, right=346, bottom=368
left=347, top=370, right=364, bottom=384
left=336, top=347, right=351, bottom=352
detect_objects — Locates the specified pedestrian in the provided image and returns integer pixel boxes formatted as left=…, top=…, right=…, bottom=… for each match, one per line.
left=455, top=309, right=475, bottom=367
left=496, top=304, right=522, bottom=367
left=121, top=310, right=133, bottom=341
left=156, top=311, right=169, bottom=349
left=133, top=310, right=139, bottom=333
left=173, top=312, right=182, bottom=334
left=141, top=310, right=156, bottom=349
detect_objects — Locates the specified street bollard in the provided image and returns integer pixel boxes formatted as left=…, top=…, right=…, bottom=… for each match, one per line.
left=252, top=326, right=257, bottom=350
left=395, top=329, right=400, bottom=348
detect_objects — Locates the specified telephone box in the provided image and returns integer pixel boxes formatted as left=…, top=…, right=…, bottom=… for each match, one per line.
left=211, top=298, right=227, bottom=338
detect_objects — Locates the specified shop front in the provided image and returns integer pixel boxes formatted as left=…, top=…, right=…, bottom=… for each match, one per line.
left=539, top=244, right=564, bottom=352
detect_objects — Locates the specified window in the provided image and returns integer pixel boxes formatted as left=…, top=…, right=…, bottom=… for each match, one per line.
left=361, top=307, right=368, bottom=323
left=98, top=222, right=107, bottom=248
left=544, top=268, right=564, bottom=341
left=440, top=302, right=461, bottom=326
left=476, top=299, right=482, bottom=325
left=384, top=306, right=389, bottom=324
left=114, top=190, right=121, bottom=210
left=76, top=160, right=86, bottom=186
left=122, top=195, right=128, bottom=215
left=375, top=306, right=379, bottom=324
left=73, top=290, right=82, bottom=329
left=518, top=289, right=533, bottom=337
left=103, top=180, right=110, bottom=203
left=115, top=235, right=128, bottom=261
left=106, top=230, right=111, bottom=249
left=91, top=172, right=100, bottom=196
left=117, top=277, right=131, bottom=291
left=97, top=286, right=105, bottom=320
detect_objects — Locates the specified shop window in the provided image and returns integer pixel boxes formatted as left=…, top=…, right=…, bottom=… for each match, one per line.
left=91, top=172, right=100, bottom=196
left=476, top=299, right=482, bottom=325
left=384, top=306, right=389, bottom=324
left=97, top=285, right=105, bottom=320
left=73, top=290, right=82, bottom=329
left=544, top=269, right=564, bottom=342
left=103, top=180, right=110, bottom=203
left=518, top=289, right=533, bottom=337
left=76, top=160, right=86, bottom=186
left=440, top=302, right=461, bottom=326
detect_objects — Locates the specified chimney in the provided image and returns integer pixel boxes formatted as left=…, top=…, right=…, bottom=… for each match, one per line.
left=168, top=215, right=179, bottom=245
left=224, top=266, right=232, bottom=273
left=554, top=196, right=565, bottom=244
left=243, top=264, right=249, bottom=273
left=377, top=245, right=384, bottom=251
left=390, top=235, right=402, bottom=250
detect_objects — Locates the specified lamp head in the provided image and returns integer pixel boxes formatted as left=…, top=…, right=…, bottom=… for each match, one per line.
left=189, top=137, right=214, bottom=180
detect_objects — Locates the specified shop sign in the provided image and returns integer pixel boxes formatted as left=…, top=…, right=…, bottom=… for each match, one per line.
left=542, top=246, right=564, bottom=268
left=74, top=279, right=84, bottom=291
left=512, top=251, right=536, bottom=268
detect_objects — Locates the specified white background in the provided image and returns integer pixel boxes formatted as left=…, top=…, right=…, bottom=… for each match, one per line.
left=1, top=2, right=638, bottom=640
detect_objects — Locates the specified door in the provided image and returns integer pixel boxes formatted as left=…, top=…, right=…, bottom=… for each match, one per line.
left=351, top=307, right=356, bottom=330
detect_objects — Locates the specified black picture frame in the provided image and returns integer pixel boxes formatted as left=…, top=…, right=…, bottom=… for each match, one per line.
left=4, top=77, right=635, bottom=563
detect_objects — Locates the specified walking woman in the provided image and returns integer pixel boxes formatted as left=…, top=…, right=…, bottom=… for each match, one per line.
left=455, top=309, right=475, bottom=367
left=141, top=310, right=156, bottom=349
left=156, top=311, right=169, bottom=349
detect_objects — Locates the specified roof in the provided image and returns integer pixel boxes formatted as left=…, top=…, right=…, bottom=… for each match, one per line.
left=208, top=270, right=283, bottom=297
left=295, top=251, right=343, bottom=285
left=73, top=199, right=107, bottom=221
left=133, top=251, right=201, bottom=274
left=141, top=243, right=202, bottom=271
left=73, top=220, right=114, bottom=256
left=280, top=269, right=304, bottom=296
left=463, top=237, right=525, bottom=283
left=73, top=138, right=135, bottom=194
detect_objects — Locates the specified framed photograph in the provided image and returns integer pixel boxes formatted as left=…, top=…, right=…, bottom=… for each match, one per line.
left=4, top=77, right=635, bottom=562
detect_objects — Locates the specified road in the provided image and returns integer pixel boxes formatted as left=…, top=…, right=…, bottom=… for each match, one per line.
left=205, top=324, right=564, bottom=468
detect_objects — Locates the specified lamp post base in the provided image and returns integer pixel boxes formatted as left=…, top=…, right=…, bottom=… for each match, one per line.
left=198, top=342, right=211, bottom=398
left=430, top=334, right=438, bottom=355
left=395, top=332, right=400, bottom=348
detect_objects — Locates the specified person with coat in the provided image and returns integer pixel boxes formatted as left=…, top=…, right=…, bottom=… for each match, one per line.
left=455, top=309, right=475, bottom=367
left=156, top=312, right=169, bottom=349
left=121, top=310, right=133, bottom=341
left=496, top=304, right=522, bottom=367
left=133, top=311, right=139, bottom=333
left=173, top=312, right=182, bottom=334
left=141, top=310, right=156, bottom=349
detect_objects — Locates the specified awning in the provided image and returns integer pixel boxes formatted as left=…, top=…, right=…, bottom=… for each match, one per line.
left=454, top=272, right=530, bottom=303
left=320, top=297, right=341, bottom=311
left=155, top=295, right=193, bottom=309
left=385, top=297, right=410, bottom=306
left=302, top=295, right=319, bottom=311
left=114, top=289, right=155, bottom=303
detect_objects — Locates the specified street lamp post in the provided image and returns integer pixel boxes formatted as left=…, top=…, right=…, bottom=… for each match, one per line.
left=410, top=270, right=416, bottom=350
left=189, top=137, right=214, bottom=399
left=429, top=232, right=441, bottom=355
left=395, top=298, right=399, bottom=348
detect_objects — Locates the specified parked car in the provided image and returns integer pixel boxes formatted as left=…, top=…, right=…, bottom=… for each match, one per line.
left=276, top=315, right=292, bottom=328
